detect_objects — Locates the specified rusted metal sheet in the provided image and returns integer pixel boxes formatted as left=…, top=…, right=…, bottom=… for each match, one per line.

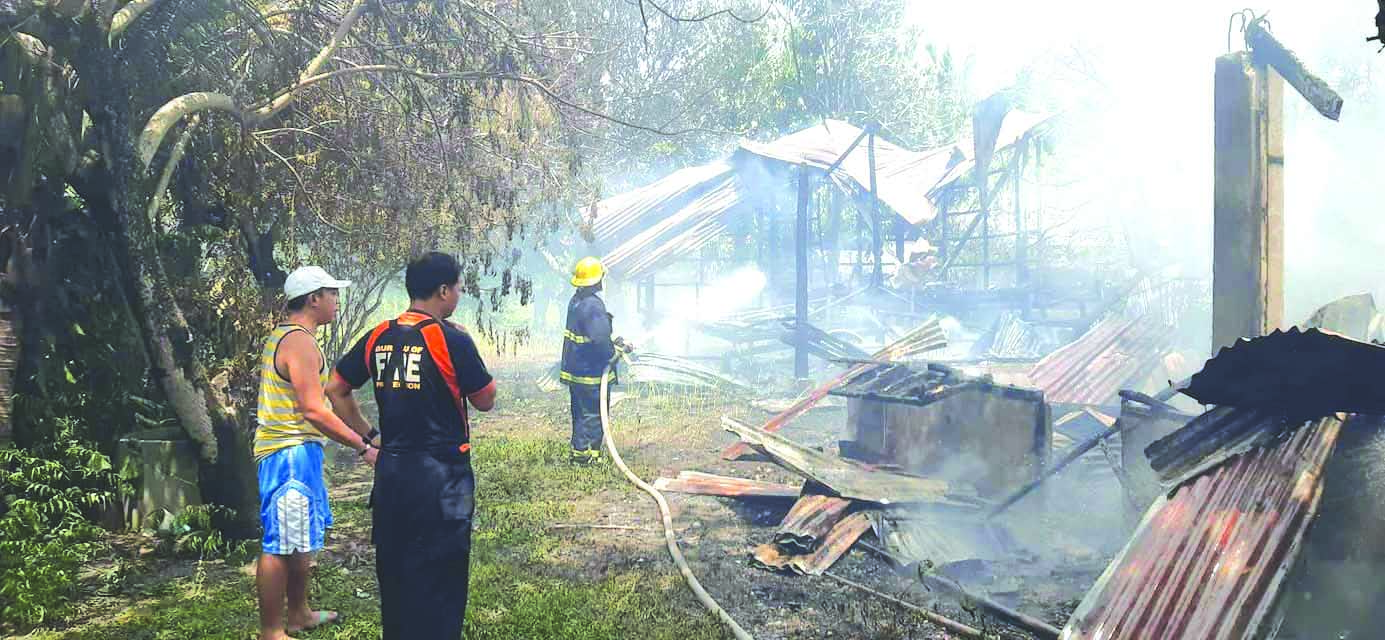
left=749, top=542, right=794, bottom=572
left=1061, top=415, right=1343, bottom=640
left=773, top=493, right=854, bottom=553
left=1029, top=314, right=1176, bottom=406
left=722, top=416, right=982, bottom=508
left=975, top=310, right=1068, bottom=360
left=1182, top=327, right=1385, bottom=420
left=788, top=511, right=874, bottom=575
left=752, top=500, right=875, bottom=575
left=652, top=471, right=801, bottom=500
left=1112, top=277, right=1210, bottom=330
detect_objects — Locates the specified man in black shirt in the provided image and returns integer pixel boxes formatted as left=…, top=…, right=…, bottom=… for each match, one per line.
left=326, top=252, right=496, bottom=639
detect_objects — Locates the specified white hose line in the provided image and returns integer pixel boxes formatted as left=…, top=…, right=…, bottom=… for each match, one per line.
left=598, top=363, right=755, bottom=640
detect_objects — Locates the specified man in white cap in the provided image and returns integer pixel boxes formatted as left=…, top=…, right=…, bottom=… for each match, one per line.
left=254, top=266, right=379, bottom=640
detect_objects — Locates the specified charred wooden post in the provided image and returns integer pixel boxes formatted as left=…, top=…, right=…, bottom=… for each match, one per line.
left=795, top=166, right=811, bottom=379
left=868, top=133, right=883, bottom=288
left=1014, top=141, right=1028, bottom=288
left=826, top=189, right=841, bottom=287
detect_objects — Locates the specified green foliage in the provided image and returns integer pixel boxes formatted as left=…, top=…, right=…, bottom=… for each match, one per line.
left=149, top=505, right=256, bottom=562
left=0, top=420, right=128, bottom=628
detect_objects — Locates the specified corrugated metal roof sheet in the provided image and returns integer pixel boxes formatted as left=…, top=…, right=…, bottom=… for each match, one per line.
left=772, top=493, right=854, bottom=553
left=1028, top=314, right=1176, bottom=406
left=1182, top=327, right=1385, bottom=421
left=830, top=361, right=1043, bottom=406
left=974, top=311, right=1071, bottom=360
left=738, top=119, right=957, bottom=226
left=592, top=163, right=752, bottom=278
left=1144, top=406, right=1282, bottom=485
left=1061, top=415, right=1344, bottom=640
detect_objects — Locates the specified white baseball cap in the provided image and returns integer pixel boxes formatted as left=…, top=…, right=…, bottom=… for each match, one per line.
left=284, top=266, right=352, bottom=300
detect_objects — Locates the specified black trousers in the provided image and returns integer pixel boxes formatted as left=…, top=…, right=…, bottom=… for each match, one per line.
left=568, top=383, right=605, bottom=451
left=375, top=516, right=473, bottom=639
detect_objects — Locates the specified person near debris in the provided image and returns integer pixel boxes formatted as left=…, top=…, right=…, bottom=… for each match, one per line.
left=326, top=252, right=497, bottom=640
left=254, top=266, right=377, bottom=640
left=561, top=256, right=632, bottom=464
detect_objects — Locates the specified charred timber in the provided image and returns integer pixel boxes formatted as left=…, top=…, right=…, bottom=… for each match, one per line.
left=1245, top=20, right=1343, bottom=121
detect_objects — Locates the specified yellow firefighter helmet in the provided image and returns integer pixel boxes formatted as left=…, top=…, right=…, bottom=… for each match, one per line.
left=571, top=256, right=605, bottom=287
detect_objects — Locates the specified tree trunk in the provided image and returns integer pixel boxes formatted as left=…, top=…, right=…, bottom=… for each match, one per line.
left=77, top=44, right=259, bottom=538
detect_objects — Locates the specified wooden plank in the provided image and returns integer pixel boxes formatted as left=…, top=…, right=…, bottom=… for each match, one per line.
left=721, top=416, right=981, bottom=507
left=1245, top=20, right=1343, bottom=120
left=795, top=167, right=810, bottom=379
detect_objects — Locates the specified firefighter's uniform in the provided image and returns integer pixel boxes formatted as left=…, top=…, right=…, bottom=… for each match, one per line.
left=335, top=311, right=495, bottom=639
left=561, top=257, right=618, bottom=463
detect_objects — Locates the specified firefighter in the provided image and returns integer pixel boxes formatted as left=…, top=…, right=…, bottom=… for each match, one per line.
left=561, top=256, right=631, bottom=464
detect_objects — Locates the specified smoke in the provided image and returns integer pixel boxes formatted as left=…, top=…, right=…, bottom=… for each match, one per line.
left=631, top=264, right=769, bottom=354
left=909, top=1, right=1385, bottom=333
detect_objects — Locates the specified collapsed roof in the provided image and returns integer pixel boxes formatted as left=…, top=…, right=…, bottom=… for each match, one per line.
left=587, top=113, right=1053, bottom=280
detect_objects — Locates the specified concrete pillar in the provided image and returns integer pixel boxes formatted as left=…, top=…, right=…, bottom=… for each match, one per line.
left=1212, top=53, right=1284, bottom=353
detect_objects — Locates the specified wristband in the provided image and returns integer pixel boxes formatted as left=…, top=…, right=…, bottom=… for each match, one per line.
left=357, top=444, right=374, bottom=457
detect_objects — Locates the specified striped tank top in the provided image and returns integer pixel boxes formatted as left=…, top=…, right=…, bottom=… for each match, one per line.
left=253, top=324, right=329, bottom=461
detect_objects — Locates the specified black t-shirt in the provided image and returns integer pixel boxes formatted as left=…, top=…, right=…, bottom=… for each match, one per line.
left=336, top=311, right=493, bottom=453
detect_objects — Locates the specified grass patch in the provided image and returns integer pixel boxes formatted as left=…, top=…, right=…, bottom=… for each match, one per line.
left=24, top=431, right=728, bottom=640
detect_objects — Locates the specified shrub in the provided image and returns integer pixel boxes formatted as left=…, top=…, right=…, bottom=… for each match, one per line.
left=0, top=419, right=128, bottom=628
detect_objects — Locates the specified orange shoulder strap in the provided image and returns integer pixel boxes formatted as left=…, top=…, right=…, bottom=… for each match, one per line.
left=363, top=320, right=393, bottom=376
left=419, top=321, right=464, bottom=413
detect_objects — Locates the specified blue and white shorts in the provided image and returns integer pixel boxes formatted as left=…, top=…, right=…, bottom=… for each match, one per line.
left=258, top=442, right=333, bottom=555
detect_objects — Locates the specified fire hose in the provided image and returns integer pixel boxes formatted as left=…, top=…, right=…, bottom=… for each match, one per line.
left=598, top=358, right=755, bottom=640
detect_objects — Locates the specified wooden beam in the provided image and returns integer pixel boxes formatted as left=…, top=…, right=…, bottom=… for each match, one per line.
left=1014, top=141, right=1028, bottom=286
left=827, top=189, right=841, bottom=286
left=1245, top=20, right=1343, bottom=121
left=868, top=134, right=883, bottom=288
left=935, top=167, right=1015, bottom=279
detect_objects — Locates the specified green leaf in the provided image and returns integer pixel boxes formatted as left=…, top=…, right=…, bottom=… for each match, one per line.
left=63, top=365, right=76, bottom=384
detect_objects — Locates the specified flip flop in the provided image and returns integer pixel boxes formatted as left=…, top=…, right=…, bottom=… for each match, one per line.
left=287, top=610, right=340, bottom=633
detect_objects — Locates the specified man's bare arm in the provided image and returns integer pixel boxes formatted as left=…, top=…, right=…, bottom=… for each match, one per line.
left=280, top=332, right=373, bottom=453
left=326, top=372, right=374, bottom=441
left=467, top=381, right=497, bottom=412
